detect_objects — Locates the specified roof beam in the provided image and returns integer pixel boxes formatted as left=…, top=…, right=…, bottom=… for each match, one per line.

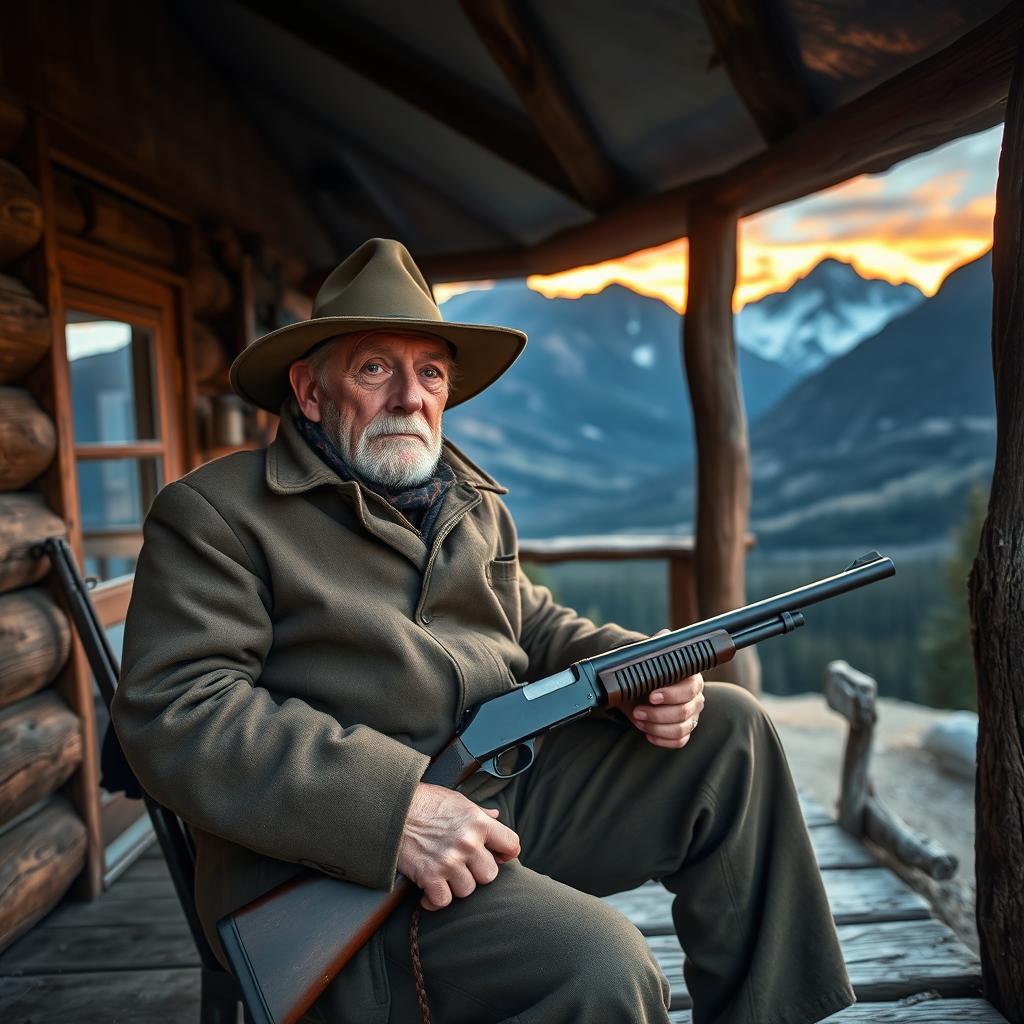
left=458, top=0, right=620, bottom=208
left=696, top=0, right=819, bottom=143
left=241, top=77, right=520, bottom=250
left=420, top=2, right=1021, bottom=282
left=237, top=0, right=586, bottom=205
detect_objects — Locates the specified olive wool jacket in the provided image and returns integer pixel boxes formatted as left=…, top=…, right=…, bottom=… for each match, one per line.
left=111, top=405, right=644, bottom=955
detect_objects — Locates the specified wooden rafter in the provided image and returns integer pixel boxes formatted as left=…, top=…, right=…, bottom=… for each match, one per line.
left=241, top=77, right=520, bottom=251
left=236, top=0, right=585, bottom=205
left=418, top=2, right=1022, bottom=282
left=458, top=0, right=619, bottom=209
left=696, top=0, right=818, bottom=144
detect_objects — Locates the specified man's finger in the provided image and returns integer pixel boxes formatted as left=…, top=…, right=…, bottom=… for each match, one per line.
left=466, top=848, right=501, bottom=886
left=632, top=692, right=705, bottom=725
left=647, top=673, right=704, bottom=707
left=485, top=818, right=521, bottom=861
left=421, top=877, right=453, bottom=911
left=636, top=716, right=700, bottom=741
left=446, top=863, right=478, bottom=900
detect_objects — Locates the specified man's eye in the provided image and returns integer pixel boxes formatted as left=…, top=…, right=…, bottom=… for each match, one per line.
left=422, top=367, right=441, bottom=379
left=363, top=362, right=383, bottom=374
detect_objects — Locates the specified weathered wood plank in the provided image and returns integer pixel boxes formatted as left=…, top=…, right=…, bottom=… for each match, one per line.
left=669, top=998, right=1009, bottom=1022
left=0, top=921, right=198, bottom=973
left=41, top=895, right=184, bottom=929
left=810, top=825, right=877, bottom=869
left=651, top=918, right=982, bottom=1009
left=99, top=877, right=176, bottom=901
left=606, top=868, right=929, bottom=935
left=0, top=967, right=200, bottom=1023
left=119, top=855, right=171, bottom=880
left=800, top=790, right=833, bottom=826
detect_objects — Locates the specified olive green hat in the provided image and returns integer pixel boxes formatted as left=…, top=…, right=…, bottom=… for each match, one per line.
left=229, top=238, right=527, bottom=412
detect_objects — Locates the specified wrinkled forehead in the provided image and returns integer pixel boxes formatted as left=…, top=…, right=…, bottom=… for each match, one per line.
left=332, top=329, right=454, bottom=365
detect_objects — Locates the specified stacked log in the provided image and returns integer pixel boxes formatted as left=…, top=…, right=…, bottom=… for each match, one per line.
left=0, top=107, right=89, bottom=954
left=0, top=386, right=56, bottom=490
left=0, top=160, right=43, bottom=265
left=0, top=588, right=72, bottom=709
left=0, top=797, right=87, bottom=951
left=0, top=274, right=50, bottom=382
left=53, top=169, right=179, bottom=268
left=0, top=493, right=66, bottom=592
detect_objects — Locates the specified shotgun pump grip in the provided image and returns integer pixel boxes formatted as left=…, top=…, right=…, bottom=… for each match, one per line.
left=598, top=629, right=735, bottom=706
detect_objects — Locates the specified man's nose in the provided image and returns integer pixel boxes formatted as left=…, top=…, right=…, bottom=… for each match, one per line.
left=386, top=369, right=425, bottom=414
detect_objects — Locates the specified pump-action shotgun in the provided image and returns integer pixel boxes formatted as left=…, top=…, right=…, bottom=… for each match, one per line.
left=219, top=551, right=896, bottom=1024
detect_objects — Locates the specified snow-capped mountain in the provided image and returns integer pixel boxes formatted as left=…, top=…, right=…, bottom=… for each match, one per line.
left=736, top=258, right=924, bottom=376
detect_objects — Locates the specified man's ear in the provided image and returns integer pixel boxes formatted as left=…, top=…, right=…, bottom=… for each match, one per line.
left=288, top=360, right=322, bottom=422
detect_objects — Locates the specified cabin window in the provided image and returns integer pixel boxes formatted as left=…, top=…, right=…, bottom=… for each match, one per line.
left=58, top=242, right=187, bottom=885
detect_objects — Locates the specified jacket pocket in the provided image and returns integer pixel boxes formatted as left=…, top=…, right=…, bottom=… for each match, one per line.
left=486, top=553, right=522, bottom=636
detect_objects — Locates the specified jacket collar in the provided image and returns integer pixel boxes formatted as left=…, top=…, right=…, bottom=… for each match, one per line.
left=265, top=398, right=508, bottom=497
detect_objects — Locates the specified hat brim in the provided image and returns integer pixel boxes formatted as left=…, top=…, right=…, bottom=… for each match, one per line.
left=229, top=316, right=527, bottom=413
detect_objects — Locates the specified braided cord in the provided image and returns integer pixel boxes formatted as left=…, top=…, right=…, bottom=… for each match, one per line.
left=410, top=905, right=433, bottom=1024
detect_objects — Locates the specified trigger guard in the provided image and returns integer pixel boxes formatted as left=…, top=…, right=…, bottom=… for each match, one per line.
left=481, top=738, right=536, bottom=779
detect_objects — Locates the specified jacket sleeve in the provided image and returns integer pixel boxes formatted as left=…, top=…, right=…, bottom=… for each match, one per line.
left=111, top=479, right=428, bottom=891
left=517, top=572, right=648, bottom=681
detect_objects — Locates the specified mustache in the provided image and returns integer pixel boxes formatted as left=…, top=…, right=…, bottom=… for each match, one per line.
left=363, top=414, right=434, bottom=444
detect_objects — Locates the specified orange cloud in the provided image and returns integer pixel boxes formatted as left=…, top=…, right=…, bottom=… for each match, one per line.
left=439, top=128, right=999, bottom=313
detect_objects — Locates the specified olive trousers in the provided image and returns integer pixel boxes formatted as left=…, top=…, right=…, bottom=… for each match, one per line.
left=313, top=683, right=855, bottom=1024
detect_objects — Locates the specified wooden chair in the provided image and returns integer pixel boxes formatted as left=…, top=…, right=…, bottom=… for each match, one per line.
left=42, top=537, right=250, bottom=1024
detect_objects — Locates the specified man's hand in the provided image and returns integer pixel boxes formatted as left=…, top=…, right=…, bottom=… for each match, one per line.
left=398, top=782, right=521, bottom=911
left=625, top=628, right=706, bottom=749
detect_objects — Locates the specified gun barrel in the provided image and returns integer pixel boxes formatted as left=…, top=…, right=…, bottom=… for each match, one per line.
left=636, top=552, right=893, bottom=657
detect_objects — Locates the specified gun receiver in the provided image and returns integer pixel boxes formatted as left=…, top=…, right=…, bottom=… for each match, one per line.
left=219, top=551, right=895, bottom=1024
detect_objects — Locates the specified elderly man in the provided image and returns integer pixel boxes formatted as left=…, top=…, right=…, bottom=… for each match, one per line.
left=112, top=239, right=854, bottom=1024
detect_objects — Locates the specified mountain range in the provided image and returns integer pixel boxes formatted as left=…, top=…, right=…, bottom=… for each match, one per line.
left=441, top=254, right=995, bottom=548
left=736, top=258, right=924, bottom=376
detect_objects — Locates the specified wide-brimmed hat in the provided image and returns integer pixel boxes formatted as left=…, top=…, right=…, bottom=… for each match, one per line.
left=230, top=238, right=527, bottom=412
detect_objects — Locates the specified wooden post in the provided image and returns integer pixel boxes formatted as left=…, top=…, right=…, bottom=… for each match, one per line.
left=969, top=32, right=1024, bottom=1022
left=683, top=200, right=760, bottom=693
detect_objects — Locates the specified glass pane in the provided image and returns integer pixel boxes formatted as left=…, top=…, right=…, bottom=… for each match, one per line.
left=78, top=457, right=163, bottom=582
left=66, top=311, right=160, bottom=443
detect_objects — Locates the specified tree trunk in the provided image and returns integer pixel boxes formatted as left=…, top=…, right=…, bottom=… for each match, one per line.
left=968, top=33, right=1024, bottom=1024
left=683, top=200, right=760, bottom=693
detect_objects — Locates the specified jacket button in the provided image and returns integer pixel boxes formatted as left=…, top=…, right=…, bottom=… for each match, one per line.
left=420, top=611, right=432, bottom=624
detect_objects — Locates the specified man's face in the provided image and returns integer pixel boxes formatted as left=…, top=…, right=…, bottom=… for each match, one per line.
left=290, top=331, right=452, bottom=488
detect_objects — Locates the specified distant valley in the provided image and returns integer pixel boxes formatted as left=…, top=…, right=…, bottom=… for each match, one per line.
left=441, top=254, right=995, bottom=549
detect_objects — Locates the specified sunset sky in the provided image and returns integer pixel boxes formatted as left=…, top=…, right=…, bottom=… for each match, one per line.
left=438, top=124, right=1002, bottom=313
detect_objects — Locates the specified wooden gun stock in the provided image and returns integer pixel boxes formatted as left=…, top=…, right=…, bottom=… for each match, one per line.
left=220, top=872, right=412, bottom=1024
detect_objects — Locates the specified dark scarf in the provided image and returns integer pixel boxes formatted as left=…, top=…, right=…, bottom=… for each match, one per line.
left=295, top=413, right=457, bottom=542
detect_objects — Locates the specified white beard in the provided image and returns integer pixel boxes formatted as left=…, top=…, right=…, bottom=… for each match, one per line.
left=322, top=402, right=443, bottom=488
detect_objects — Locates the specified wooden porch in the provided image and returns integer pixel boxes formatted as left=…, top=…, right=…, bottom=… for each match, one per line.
left=0, top=779, right=1001, bottom=1023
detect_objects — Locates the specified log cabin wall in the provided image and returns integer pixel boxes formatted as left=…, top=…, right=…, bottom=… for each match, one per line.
left=0, top=6, right=320, bottom=955
left=0, top=92, right=88, bottom=955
